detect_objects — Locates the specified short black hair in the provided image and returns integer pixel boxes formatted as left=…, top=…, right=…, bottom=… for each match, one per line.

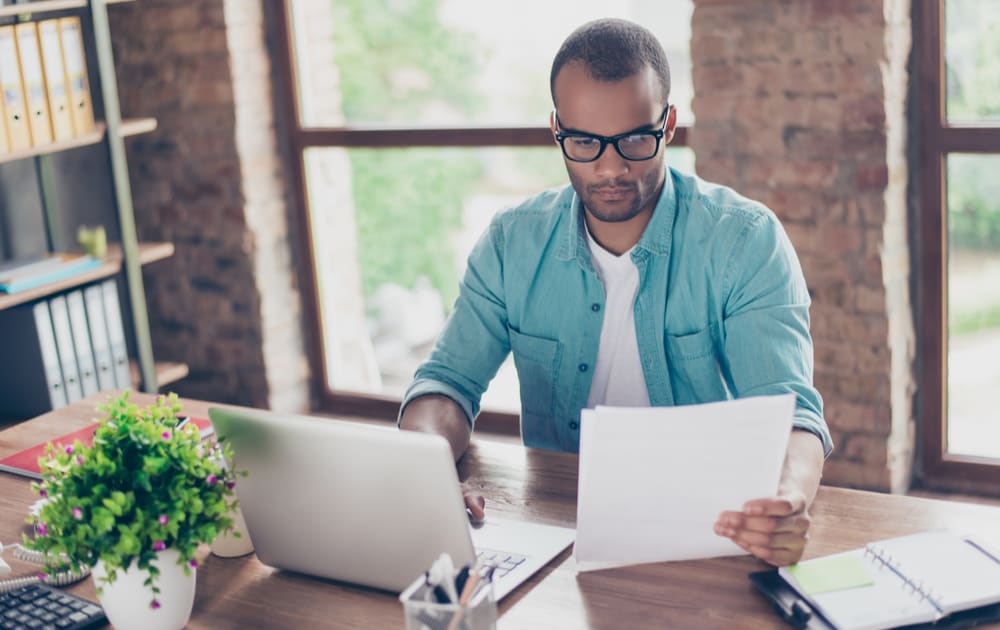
left=549, top=18, right=671, bottom=107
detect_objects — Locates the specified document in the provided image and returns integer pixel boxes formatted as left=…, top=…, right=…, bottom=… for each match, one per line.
left=574, top=394, right=794, bottom=570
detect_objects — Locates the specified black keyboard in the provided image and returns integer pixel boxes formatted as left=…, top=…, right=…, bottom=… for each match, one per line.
left=0, top=583, right=106, bottom=630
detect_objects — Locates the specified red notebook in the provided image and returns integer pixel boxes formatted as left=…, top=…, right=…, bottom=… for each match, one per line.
left=0, top=416, right=213, bottom=480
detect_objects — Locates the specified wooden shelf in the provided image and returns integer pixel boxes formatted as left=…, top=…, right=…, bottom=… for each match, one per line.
left=120, top=117, right=157, bottom=137
left=131, top=360, right=189, bottom=390
left=0, top=0, right=85, bottom=18
left=0, top=241, right=174, bottom=311
left=0, top=117, right=158, bottom=165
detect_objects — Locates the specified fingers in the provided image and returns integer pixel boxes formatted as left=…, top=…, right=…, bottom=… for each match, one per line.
left=464, top=492, right=486, bottom=520
left=741, top=492, right=806, bottom=517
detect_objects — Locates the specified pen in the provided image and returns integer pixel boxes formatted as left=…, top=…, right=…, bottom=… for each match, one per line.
left=446, top=559, right=483, bottom=630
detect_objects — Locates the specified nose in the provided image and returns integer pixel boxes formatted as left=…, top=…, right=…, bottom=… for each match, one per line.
left=593, top=144, right=630, bottom=179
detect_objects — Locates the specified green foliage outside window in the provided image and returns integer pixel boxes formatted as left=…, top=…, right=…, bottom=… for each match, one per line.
left=331, top=0, right=483, bottom=306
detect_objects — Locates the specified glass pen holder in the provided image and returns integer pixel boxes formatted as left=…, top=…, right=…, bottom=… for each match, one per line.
left=399, top=573, right=497, bottom=630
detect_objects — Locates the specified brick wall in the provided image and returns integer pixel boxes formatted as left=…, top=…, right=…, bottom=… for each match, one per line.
left=691, top=0, right=915, bottom=491
left=108, top=0, right=310, bottom=411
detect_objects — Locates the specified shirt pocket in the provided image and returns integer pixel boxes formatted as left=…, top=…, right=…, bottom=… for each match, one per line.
left=664, top=326, right=731, bottom=405
left=508, top=328, right=561, bottom=419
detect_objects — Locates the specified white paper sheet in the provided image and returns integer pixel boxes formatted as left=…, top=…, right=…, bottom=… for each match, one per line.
left=574, top=394, right=795, bottom=570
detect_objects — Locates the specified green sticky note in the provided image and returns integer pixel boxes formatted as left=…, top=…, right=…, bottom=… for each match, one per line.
left=787, top=555, right=874, bottom=595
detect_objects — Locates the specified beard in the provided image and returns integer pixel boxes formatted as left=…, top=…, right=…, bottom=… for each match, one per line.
left=568, top=164, right=664, bottom=224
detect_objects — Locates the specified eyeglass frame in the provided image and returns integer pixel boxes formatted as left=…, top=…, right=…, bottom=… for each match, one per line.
left=552, top=104, right=673, bottom=163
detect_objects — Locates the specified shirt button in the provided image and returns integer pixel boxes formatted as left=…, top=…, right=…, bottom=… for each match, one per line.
left=578, top=363, right=588, bottom=372
left=591, top=303, right=601, bottom=312
left=569, top=421, right=579, bottom=430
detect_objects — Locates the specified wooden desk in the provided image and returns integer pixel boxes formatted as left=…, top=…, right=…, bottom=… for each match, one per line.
left=2, top=394, right=1000, bottom=629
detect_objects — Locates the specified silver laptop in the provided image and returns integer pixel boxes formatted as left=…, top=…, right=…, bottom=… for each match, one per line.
left=208, top=407, right=575, bottom=599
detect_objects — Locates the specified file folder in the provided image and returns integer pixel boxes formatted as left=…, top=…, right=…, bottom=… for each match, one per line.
left=0, top=301, right=69, bottom=418
left=48, top=294, right=84, bottom=403
left=37, top=19, right=74, bottom=141
left=66, top=289, right=99, bottom=396
left=57, top=17, right=94, bottom=136
left=100, top=280, right=132, bottom=389
left=83, top=283, right=116, bottom=391
left=0, top=25, right=32, bottom=150
left=14, top=22, right=53, bottom=146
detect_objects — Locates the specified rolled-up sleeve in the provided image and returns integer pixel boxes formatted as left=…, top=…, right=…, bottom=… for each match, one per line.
left=398, top=218, right=512, bottom=428
left=720, top=211, right=834, bottom=457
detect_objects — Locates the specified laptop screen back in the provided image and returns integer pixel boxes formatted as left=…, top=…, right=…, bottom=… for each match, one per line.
left=208, top=407, right=476, bottom=592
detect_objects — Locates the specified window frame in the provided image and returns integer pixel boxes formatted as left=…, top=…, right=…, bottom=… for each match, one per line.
left=915, top=0, right=1000, bottom=488
left=273, top=0, right=689, bottom=431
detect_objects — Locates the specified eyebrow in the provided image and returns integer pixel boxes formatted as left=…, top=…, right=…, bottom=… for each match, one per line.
left=556, top=114, right=660, bottom=137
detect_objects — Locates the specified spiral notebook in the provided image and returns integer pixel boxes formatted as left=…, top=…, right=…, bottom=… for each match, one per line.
left=772, top=531, right=1000, bottom=630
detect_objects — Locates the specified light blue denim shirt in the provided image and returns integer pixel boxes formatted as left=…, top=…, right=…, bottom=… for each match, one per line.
left=401, top=167, right=833, bottom=456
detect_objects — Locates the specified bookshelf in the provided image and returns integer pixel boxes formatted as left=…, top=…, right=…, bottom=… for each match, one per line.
left=0, top=0, right=183, bottom=412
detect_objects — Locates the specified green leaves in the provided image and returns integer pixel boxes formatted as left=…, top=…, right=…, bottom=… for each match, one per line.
left=24, top=391, right=243, bottom=607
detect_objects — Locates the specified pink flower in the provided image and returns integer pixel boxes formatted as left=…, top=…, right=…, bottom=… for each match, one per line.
left=225, top=480, right=236, bottom=490
left=189, top=559, right=198, bottom=568
left=153, top=540, right=166, bottom=552
left=150, top=600, right=161, bottom=610
left=38, top=488, right=48, bottom=498
left=64, top=445, right=73, bottom=455
left=37, top=573, right=47, bottom=581
left=206, top=474, right=218, bottom=485
left=158, top=514, right=169, bottom=525
left=36, top=523, right=48, bottom=536
left=76, top=455, right=84, bottom=466
left=161, top=431, right=171, bottom=440
left=72, top=508, right=83, bottom=520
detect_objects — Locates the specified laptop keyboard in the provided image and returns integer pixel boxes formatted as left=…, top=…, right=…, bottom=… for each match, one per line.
left=475, top=548, right=527, bottom=580
left=0, top=583, right=106, bottom=630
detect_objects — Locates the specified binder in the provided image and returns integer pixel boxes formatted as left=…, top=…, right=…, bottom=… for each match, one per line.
left=82, top=283, right=116, bottom=391
left=48, top=294, right=83, bottom=403
left=0, top=301, right=68, bottom=418
left=0, top=25, right=32, bottom=150
left=100, top=279, right=132, bottom=389
left=37, top=19, right=74, bottom=141
left=0, top=82, right=8, bottom=152
left=751, top=531, right=1000, bottom=630
left=14, top=22, right=53, bottom=146
left=57, top=17, right=94, bottom=136
left=66, top=289, right=99, bottom=396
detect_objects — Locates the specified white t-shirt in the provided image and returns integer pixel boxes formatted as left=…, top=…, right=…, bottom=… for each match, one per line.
left=584, top=225, right=651, bottom=408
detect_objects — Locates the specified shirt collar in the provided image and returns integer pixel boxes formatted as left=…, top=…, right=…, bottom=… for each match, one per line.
left=558, top=166, right=677, bottom=265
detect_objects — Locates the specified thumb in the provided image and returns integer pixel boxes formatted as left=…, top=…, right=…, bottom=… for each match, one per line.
left=465, top=493, right=486, bottom=520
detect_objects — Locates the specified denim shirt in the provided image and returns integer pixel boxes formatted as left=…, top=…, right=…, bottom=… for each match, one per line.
left=400, top=167, right=833, bottom=456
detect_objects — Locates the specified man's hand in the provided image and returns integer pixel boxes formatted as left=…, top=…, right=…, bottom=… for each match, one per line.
left=714, top=490, right=811, bottom=566
left=462, top=482, right=486, bottom=522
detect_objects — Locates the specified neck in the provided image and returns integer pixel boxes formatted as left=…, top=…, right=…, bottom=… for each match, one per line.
left=584, top=211, right=650, bottom=256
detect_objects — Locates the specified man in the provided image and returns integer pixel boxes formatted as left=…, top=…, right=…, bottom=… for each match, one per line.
left=399, top=18, right=832, bottom=567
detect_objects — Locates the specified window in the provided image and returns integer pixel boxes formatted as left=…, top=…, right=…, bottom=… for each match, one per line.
left=277, top=0, right=695, bottom=425
left=916, top=0, right=1000, bottom=485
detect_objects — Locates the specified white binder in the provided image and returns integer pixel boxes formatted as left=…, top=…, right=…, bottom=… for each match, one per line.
left=48, top=295, right=83, bottom=403
left=32, top=301, right=69, bottom=410
left=100, top=280, right=132, bottom=389
left=66, top=289, right=99, bottom=396
left=83, top=283, right=116, bottom=391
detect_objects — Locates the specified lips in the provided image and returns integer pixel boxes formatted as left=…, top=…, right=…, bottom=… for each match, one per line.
left=592, top=187, right=631, bottom=201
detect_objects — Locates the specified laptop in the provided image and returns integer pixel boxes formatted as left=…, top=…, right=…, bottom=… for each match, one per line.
left=207, top=407, right=575, bottom=599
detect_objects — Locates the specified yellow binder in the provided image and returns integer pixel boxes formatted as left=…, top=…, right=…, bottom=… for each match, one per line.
left=58, top=17, right=94, bottom=136
left=0, top=85, right=8, bottom=152
left=38, top=19, right=74, bottom=141
left=14, top=22, right=54, bottom=146
left=0, top=25, right=32, bottom=150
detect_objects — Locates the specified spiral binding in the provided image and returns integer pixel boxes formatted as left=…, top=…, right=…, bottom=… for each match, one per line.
left=864, top=544, right=943, bottom=613
left=0, top=543, right=90, bottom=593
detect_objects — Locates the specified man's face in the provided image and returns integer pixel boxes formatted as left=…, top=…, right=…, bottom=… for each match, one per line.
left=551, top=62, right=675, bottom=225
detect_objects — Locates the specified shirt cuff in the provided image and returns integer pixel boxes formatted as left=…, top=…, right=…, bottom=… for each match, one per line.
left=398, top=378, right=476, bottom=429
left=792, top=414, right=834, bottom=458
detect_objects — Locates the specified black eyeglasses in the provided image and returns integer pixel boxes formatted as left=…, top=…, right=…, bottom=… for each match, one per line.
left=554, top=105, right=671, bottom=163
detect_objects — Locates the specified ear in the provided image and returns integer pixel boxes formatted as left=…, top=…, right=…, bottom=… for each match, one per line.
left=549, top=110, right=558, bottom=144
left=663, top=105, right=678, bottom=145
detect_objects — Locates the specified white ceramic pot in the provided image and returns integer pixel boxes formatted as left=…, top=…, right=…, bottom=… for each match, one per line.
left=211, top=502, right=254, bottom=558
left=91, top=548, right=195, bottom=630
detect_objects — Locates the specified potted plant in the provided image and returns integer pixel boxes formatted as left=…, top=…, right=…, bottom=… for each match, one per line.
left=24, top=392, right=241, bottom=630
